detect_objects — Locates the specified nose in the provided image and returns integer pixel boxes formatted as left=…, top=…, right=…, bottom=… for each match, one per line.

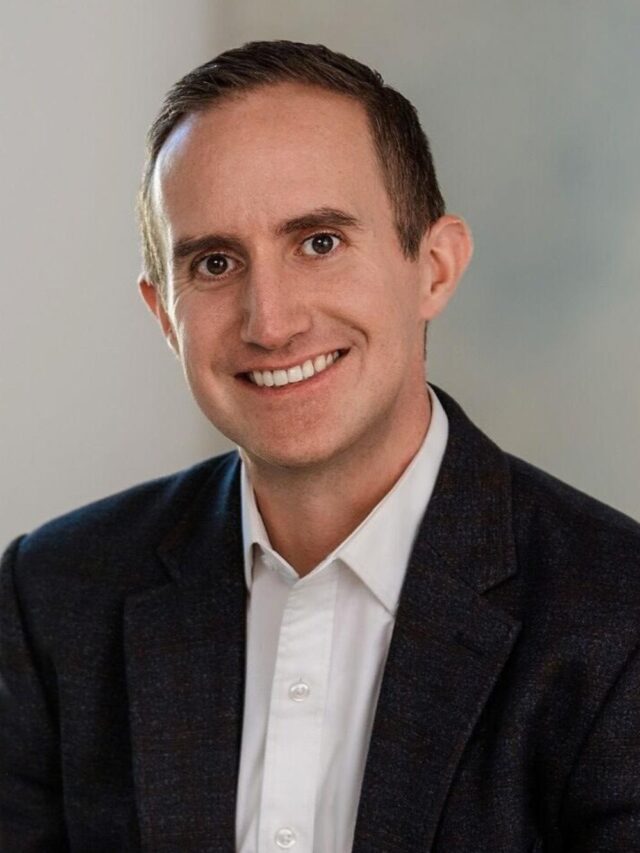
left=240, top=260, right=312, bottom=350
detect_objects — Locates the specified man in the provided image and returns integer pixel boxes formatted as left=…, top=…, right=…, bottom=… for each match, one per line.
left=1, top=40, right=639, bottom=852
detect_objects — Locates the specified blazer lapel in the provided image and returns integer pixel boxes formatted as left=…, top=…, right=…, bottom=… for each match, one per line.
left=353, top=387, right=522, bottom=852
left=124, top=454, right=246, bottom=852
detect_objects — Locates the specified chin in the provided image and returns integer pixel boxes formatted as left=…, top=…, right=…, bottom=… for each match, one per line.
left=237, top=432, right=347, bottom=473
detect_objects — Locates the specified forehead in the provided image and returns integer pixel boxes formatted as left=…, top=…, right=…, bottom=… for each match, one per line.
left=152, top=82, right=392, bottom=238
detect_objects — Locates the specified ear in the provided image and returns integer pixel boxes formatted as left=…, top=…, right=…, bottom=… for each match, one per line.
left=137, top=274, right=179, bottom=356
left=418, top=215, right=473, bottom=321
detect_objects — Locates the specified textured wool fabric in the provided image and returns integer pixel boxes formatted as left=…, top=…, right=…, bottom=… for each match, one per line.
left=1, top=386, right=640, bottom=852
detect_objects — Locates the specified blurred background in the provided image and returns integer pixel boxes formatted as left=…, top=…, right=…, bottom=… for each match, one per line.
left=1, top=0, right=639, bottom=545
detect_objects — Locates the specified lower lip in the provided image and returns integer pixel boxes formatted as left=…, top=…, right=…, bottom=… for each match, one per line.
left=238, top=351, right=349, bottom=395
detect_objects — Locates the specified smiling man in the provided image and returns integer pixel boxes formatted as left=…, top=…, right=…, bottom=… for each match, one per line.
left=2, top=41, right=640, bottom=853
left=141, top=80, right=468, bottom=575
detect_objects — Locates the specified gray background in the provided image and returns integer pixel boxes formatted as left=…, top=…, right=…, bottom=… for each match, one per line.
left=2, top=0, right=638, bottom=547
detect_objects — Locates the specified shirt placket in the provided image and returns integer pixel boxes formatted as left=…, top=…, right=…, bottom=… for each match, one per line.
left=257, top=564, right=338, bottom=852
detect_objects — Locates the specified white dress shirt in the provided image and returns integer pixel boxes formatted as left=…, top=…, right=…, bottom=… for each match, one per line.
left=235, top=385, right=448, bottom=853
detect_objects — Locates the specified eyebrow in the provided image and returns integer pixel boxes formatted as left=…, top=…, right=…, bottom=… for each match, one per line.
left=274, top=207, right=362, bottom=237
left=171, top=207, right=362, bottom=265
left=172, top=234, right=245, bottom=264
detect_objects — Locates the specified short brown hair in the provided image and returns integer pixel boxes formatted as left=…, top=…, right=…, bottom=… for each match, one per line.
left=137, top=40, right=446, bottom=296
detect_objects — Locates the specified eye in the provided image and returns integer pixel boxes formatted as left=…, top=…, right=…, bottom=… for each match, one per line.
left=300, top=232, right=342, bottom=257
left=195, top=253, right=239, bottom=278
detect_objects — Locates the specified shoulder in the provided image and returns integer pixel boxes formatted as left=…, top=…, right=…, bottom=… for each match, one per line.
left=3, top=451, right=239, bottom=594
left=505, top=452, right=640, bottom=634
left=507, top=452, right=640, bottom=551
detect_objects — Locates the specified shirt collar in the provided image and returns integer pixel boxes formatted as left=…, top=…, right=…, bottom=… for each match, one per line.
left=240, top=384, right=449, bottom=615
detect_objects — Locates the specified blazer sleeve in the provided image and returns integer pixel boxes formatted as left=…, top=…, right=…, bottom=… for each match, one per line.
left=0, top=536, right=69, bottom=852
left=562, top=639, right=640, bottom=851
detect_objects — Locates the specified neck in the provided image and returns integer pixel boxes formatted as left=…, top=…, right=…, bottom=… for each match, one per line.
left=244, top=386, right=432, bottom=577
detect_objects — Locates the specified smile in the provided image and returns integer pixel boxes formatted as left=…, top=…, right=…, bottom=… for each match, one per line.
left=245, top=350, right=345, bottom=388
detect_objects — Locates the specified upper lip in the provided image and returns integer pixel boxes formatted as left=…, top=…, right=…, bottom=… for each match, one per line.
left=237, top=348, right=347, bottom=375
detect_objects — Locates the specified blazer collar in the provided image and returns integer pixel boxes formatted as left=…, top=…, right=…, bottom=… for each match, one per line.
left=420, top=384, right=518, bottom=593
left=157, top=451, right=244, bottom=587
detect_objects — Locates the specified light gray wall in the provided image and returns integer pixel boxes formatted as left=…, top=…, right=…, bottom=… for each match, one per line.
left=0, top=1, right=233, bottom=546
left=214, top=0, right=640, bottom=519
left=2, top=2, right=638, bottom=548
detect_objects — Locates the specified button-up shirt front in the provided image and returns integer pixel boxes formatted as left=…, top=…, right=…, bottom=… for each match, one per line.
left=235, top=385, right=448, bottom=852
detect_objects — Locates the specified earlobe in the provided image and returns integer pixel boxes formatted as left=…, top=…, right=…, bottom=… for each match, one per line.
left=137, top=275, right=179, bottom=355
left=418, top=215, right=473, bottom=321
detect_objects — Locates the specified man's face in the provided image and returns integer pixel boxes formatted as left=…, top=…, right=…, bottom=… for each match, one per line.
left=143, top=83, right=461, bottom=473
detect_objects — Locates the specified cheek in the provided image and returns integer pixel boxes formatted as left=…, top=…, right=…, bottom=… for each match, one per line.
left=172, top=294, right=235, bottom=363
left=352, top=269, right=422, bottom=339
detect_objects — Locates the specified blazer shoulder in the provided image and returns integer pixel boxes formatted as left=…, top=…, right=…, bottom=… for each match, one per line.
left=5, top=451, right=239, bottom=590
left=506, top=452, right=640, bottom=632
left=507, top=452, right=640, bottom=545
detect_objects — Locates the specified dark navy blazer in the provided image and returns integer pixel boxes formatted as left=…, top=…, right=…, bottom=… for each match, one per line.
left=2, top=387, right=640, bottom=851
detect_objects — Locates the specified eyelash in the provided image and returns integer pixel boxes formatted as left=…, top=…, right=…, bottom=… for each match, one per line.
left=190, top=231, right=343, bottom=280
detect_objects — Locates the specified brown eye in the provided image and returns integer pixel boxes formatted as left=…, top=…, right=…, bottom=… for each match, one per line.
left=197, top=252, right=236, bottom=278
left=207, top=255, right=227, bottom=274
left=301, top=233, right=341, bottom=257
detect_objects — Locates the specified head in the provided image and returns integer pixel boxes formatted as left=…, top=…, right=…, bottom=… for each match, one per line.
left=138, top=40, right=446, bottom=305
left=138, top=41, right=472, bottom=475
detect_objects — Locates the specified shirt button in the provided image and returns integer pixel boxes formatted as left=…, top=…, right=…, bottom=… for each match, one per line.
left=288, top=680, right=310, bottom=701
left=275, top=826, right=297, bottom=848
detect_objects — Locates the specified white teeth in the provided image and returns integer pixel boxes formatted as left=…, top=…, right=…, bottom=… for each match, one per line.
left=287, top=365, right=304, bottom=383
left=248, top=350, right=343, bottom=387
